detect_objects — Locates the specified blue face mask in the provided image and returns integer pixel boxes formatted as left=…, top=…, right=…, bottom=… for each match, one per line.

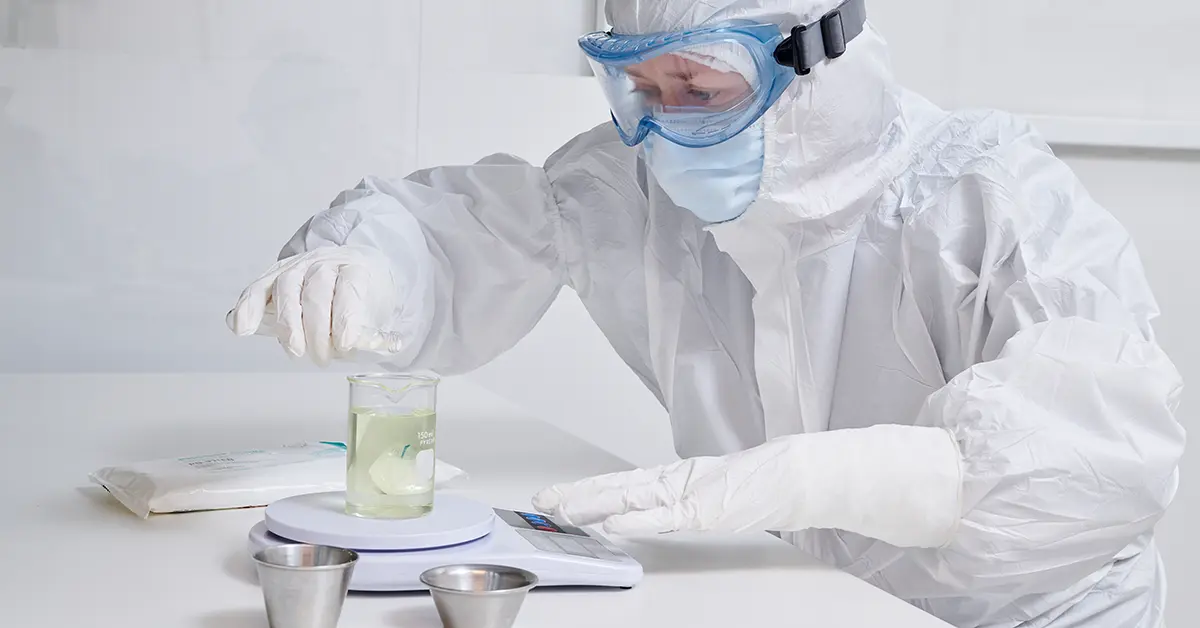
left=643, top=121, right=765, bottom=223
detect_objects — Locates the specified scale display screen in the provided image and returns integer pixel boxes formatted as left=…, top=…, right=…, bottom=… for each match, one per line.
left=497, top=509, right=589, bottom=537
left=497, top=509, right=630, bottom=563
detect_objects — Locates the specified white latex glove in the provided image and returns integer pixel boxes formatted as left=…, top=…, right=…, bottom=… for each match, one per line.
left=227, top=245, right=408, bottom=366
left=533, top=424, right=964, bottom=549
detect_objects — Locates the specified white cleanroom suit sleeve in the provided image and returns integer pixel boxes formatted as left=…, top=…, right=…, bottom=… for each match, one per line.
left=277, top=154, right=572, bottom=375
left=919, top=318, right=1182, bottom=592
left=900, top=141, right=1187, bottom=603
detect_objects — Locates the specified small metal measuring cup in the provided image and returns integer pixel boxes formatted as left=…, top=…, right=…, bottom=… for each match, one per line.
left=253, top=544, right=358, bottom=628
left=420, top=564, right=538, bottom=628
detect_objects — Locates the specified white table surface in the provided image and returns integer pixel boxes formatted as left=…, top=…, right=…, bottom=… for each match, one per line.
left=0, top=373, right=951, bottom=628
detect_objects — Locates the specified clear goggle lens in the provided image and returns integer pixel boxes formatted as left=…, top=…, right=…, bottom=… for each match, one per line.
left=584, top=36, right=776, bottom=147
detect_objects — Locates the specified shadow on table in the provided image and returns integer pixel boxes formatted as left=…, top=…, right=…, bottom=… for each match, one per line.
left=224, top=549, right=259, bottom=586
left=619, top=533, right=829, bottom=574
left=73, top=485, right=142, bottom=517
left=193, top=608, right=266, bottom=628
left=387, top=603, right=443, bottom=627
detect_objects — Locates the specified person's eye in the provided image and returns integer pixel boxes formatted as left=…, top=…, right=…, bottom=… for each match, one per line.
left=688, top=89, right=716, bottom=103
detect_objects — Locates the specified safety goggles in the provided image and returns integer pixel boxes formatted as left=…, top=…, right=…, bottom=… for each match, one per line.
left=578, top=0, right=867, bottom=148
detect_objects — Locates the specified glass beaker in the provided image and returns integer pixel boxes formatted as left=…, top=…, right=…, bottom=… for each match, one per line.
left=346, top=373, right=439, bottom=519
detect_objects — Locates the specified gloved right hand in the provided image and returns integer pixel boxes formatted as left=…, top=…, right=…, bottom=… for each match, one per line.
left=227, top=245, right=408, bottom=365
left=533, top=423, right=962, bottom=548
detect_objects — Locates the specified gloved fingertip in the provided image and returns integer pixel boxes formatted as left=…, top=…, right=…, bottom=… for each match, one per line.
left=230, top=309, right=247, bottom=335
left=531, top=488, right=563, bottom=514
left=332, top=320, right=358, bottom=354
left=277, top=335, right=299, bottom=359
left=233, top=303, right=261, bottom=336
left=286, top=332, right=305, bottom=358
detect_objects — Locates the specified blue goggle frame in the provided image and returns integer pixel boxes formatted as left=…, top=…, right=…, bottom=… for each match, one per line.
left=579, top=21, right=794, bottom=148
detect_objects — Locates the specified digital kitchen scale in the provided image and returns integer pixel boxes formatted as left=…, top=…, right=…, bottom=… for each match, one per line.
left=247, top=492, right=643, bottom=591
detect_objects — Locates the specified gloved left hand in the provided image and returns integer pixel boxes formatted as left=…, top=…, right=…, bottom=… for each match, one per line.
left=533, top=424, right=964, bottom=549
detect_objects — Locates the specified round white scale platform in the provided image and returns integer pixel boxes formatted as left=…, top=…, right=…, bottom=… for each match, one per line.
left=247, top=492, right=643, bottom=592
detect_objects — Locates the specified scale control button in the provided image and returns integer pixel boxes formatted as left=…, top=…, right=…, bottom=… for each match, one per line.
left=582, top=538, right=624, bottom=560
left=607, top=547, right=630, bottom=560
left=554, top=535, right=609, bottom=559
left=517, top=529, right=624, bottom=561
left=519, top=530, right=562, bottom=553
left=585, top=540, right=620, bottom=559
left=551, top=536, right=598, bottom=559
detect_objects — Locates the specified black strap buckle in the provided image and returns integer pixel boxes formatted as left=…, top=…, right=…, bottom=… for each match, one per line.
left=772, top=0, right=862, bottom=76
left=773, top=23, right=813, bottom=76
left=821, top=9, right=847, bottom=59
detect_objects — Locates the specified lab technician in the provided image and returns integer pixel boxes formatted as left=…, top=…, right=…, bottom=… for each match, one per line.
left=228, top=1, right=1185, bottom=626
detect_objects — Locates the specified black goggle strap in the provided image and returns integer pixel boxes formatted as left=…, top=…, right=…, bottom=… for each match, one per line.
left=772, top=0, right=868, bottom=76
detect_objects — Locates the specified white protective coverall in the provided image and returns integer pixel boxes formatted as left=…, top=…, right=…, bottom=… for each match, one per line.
left=228, top=1, right=1185, bottom=626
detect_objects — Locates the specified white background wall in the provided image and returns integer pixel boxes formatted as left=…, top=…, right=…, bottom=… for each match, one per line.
left=1, top=1, right=1197, bottom=624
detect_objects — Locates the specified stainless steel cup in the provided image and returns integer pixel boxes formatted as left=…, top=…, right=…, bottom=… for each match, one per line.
left=252, top=544, right=358, bottom=628
left=420, top=564, right=538, bottom=628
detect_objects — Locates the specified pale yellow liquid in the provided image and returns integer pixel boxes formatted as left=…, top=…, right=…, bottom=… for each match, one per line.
left=346, top=408, right=437, bottom=519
